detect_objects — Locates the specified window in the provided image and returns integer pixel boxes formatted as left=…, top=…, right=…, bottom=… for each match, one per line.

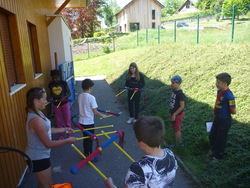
left=186, top=2, right=190, bottom=9
left=152, top=10, right=155, bottom=20
left=152, top=22, right=155, bottom=29
left=0, top=8, right=25, bottom=92
left=27, top=21, right=42, bottom=77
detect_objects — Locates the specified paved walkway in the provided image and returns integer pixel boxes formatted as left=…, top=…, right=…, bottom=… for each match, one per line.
left=23, top=77, right=195, bottom=188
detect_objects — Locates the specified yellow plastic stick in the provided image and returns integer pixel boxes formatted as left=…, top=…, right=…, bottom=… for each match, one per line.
left=115, top=89, right=126, bottom=97
left=77, top=131, right=117, bottom=140
left=74, top=125, right=113, bottom=133
left=102, top=131, right=135, bottom=162
left=130, top=90, right=137, bottom=100
left=71, top=144, right=107, bottom=179
left=57, top=101, right=62, bottom=108
left=100, top=112, right=122, bottom=119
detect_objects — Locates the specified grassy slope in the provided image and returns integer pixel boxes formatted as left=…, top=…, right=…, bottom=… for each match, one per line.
left=74, top=42, right=250, bottom=187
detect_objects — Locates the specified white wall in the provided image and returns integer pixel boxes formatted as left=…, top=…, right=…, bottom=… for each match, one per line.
left=48, top=17, right=73, bottom=69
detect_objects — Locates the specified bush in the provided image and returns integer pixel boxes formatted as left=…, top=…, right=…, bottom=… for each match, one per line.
left=93, top=31, right=106, bottom=37
left=102, top=45, right=111, bottom=54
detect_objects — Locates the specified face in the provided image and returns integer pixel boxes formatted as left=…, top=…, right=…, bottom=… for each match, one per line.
left=34, top=92, right=47, bottom=110
left=52, top=75, right=60, bottom=83
left=171, top=81, right=180, bottom=89
left=216, top=79, right=227, bottom=90
left=130, top=66, right=136, bottom=74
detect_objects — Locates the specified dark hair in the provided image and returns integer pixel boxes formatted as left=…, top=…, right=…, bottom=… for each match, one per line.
left=216, top=72, right=231, bottom=86
left=50, top=69, right=60, bottom=77
left=81, top=79, right=94, bottom=90
left=133, top=116, right=165, bottom=147
left=26, top=87, right=46, bottom=118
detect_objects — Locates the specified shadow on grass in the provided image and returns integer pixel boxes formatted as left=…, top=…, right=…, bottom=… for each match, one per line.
left=109, top=70, right=250, bottom=188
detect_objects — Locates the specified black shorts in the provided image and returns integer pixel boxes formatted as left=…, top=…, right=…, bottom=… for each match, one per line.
left=28, top=158, right=51, bottom=172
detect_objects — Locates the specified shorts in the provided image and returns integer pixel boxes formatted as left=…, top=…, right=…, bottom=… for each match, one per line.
left=28, top=158, right=51, bottom=172
left=170, top=112, right=184, bottom=132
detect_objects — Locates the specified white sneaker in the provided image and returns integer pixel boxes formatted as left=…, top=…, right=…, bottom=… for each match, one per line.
left=127, top=117, right=134, bottom=124
left=132, top=119, right=137, bottom=123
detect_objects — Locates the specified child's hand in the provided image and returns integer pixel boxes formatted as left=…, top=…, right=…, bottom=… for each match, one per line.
left=66, top=137, right=78, bottom=144
left=102, top=114, right=107, bottom=119
left=65, top=127, right=74, bottom=134
left=104, top=177, right=116, bottom=188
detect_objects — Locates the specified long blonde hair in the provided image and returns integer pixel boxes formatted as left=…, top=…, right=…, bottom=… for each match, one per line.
left=126, top=62, right=140, bottom=81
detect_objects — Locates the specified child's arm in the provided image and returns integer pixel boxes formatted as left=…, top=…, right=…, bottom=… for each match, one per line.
left=62, top=84, right=71, bottom=99
left=230, top=108, right=236, bottom=114
left=93, top=108, right=107, bottom=119
left=171, top=101, right=184, bottom=121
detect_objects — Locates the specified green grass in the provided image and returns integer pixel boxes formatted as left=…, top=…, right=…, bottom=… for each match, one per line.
left=74, top=42, right=250, bottom=187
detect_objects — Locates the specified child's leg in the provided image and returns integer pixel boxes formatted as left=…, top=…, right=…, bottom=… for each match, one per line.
left=61, top=103, right=71, bottom=127
left=172, top=112, right=184, bottom=145
left=213, top=117, right=232, bottom=159
left=54, top=105, right=64, bottom=137
left=128, top=91, right=134, bottom=118
left=134, top=92, right=141, bottom=119
left=80, top=124, right=94, bottom=155
left=35, top=167, right=52, bottom=188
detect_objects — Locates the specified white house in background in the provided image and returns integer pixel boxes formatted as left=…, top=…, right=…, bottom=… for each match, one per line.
left=115, top=0, right=164, bottom=32
left=175, top=0, right=199, bottom=15
left=48, top=16, right=73, bottom=69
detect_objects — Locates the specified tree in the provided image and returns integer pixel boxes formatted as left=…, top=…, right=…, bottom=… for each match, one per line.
left=161, top=0, right=185, bottom=17
left=222, top=0, right=250, bottom=18
left=61, top=0, right=105, bottom=39
left=102, top=0, right=120, bottom=27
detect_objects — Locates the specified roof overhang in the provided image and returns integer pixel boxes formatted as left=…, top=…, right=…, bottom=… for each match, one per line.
left=52, top=0, right=86, bottom=8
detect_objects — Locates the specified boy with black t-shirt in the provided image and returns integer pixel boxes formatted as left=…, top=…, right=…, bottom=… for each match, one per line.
left=169, top=75, right=185, bottom=146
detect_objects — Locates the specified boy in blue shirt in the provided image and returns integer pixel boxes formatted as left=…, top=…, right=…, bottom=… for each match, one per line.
left=208, top=72, right=236, bottom=163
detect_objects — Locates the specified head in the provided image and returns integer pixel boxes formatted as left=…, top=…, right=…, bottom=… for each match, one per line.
left=170, top=75, right=182, bottom=89
left=133, top=116, right=165, bottom=148
left=50, top=69, right=60, bottom=83
left=216, top=73, right=231, bottom=89
left=127, top=62, right=140, bottom=81
left=81, top=79, right=94, bottom=91
left=26, top=87, right=47, bottom=115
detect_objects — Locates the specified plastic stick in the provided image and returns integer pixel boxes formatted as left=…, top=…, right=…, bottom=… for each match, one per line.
left=102, top=131, right=135, bottom=162
left=73, top=125, right=113, bottom=133
left=77, top=131, right=117, bottom=140
left=115, top=89, right=126, bottom=97
left=71, top=144, right=107, bottom=179
left=130, top=90, right=137, bottom=100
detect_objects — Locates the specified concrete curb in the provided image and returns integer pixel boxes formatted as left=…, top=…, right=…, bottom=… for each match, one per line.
left=175, top=155, right=202, bottom=187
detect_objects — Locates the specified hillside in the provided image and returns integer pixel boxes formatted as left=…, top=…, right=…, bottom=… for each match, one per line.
left=73, top=42, right=250, bottom=187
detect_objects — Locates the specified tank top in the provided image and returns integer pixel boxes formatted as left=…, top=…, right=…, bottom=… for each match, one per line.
left=25, top=112, right=51, bottom=160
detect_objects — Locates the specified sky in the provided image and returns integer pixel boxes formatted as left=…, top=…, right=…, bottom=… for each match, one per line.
left=116, top=0, right=165, bottom=9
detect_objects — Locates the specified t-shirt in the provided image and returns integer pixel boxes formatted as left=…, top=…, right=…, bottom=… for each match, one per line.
left=170, top=89, right=184, bottom=115
left=48, top=80, right=68, bottom=105
left=78, top=92, right=98, bottom=125
left=125, top=72, right=145, bottom=89
left=124, top=148, right=178, bottom=188
left=25, top=112, right=51, bottom=160
left=214, top=89, right=235, bottom=118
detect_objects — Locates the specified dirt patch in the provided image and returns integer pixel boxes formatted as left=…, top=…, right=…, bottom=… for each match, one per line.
left=72, top=43, right=105, bottom=56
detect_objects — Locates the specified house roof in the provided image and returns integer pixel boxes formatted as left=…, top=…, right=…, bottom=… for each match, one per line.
left=175, top=0, right=196, bottom=13
left=115, top=0, right=165, bottom=16
left=52, top=0, right=86, bottom=8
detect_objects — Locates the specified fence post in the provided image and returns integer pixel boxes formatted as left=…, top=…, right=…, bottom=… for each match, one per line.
left=87, top=39, right=90, bottom=59
left=158, top=25, right=160, bottom=44
left=174, top=20, right=176, bottom=43
left=196, top=14, right=200, bottom=44
left=231, top=5, right=236, bottom=43
left=112, top=32, right=115, bottom=52
left=137, top=30, right=139, bottom=46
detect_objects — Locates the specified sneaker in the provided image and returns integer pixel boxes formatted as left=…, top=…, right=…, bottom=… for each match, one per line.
left=127, top=117, right=134, bottom=124
left=59, top=136, right=64, bottom=140
left=132, top=119, right=137, bottom=124
left=90, top=156, right=100, bottom=163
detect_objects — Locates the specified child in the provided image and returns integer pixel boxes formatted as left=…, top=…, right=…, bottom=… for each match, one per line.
left=125, top=62, right=145, bottom=124
left=169, top=75, right=185, bottom=146
left=48, top=69, right=72, bottom=140
left=78, top=79, right=107, bottom=161
left=104, top=116, right=178, bottom=188
left=25, top=87, right=77, bottom=188
left=208, top=72, right=236, bottom=163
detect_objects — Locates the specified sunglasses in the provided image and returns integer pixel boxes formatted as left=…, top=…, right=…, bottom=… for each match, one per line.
left=34, top=88, right=45, bottom=99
